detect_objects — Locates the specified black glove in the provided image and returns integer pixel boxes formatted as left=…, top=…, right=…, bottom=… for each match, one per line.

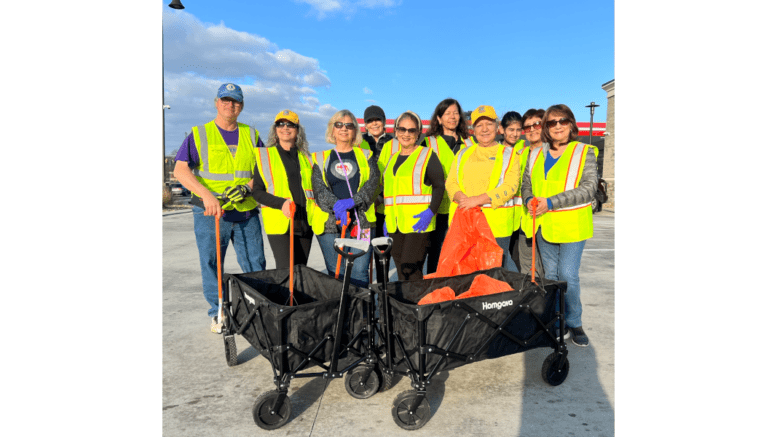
left=223, top=185, right=251, bottom=204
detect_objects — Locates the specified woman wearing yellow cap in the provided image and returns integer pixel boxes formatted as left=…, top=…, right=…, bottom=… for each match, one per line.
left=521, top=104, right=598, bottom=347
left=252, top=110, right=316, bottom=267
left=382, top=111, right=446, bottom=281
left=445, top=105, right=521, bottom=272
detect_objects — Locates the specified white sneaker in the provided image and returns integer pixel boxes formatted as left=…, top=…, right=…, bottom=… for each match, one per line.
left=211, top=316, right=223, bottom=334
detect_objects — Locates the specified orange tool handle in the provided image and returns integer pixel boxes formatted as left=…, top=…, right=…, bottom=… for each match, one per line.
left=334, top=212, right=351, bottom=279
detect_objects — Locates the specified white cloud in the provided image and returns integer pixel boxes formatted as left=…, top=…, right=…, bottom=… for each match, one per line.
left=295, top=0, right=400, bottom=19
left=163, top=9, right=335, bottom=152
left=363, top=87, right=373, bottom=94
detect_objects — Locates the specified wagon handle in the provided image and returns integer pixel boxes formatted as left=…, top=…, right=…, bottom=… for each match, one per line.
left=333, top=238, right=370, bottom=261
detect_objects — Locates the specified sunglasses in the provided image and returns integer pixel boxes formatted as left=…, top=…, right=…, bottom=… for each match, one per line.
left=275, top=121, right=297, bottom=128
left=334, top=122, right=356, bottom=130
left=395, top=127, right=419, bottom=135
left=545, top=118, right=571, bottom=128
left=523, top=121, right=542, bottom=131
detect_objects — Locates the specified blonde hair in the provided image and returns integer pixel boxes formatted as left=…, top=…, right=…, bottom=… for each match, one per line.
left=325, top=109, right=363, bottom=147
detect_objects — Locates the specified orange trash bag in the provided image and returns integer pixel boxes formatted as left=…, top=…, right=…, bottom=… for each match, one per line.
left=455, top=274, right=513, bottom=300
left=417, top=286, right=456, bottom=305
left=424, top=207, right=503, bottom=279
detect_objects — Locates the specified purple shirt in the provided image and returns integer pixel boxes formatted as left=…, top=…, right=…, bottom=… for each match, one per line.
left=176, top=123, right=265, bottom=222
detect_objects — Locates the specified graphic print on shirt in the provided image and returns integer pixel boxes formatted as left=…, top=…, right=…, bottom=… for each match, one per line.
left=332, top=160, right=356, bottom=180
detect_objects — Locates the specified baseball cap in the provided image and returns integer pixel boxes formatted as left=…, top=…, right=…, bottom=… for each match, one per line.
left=217, top=83, right=243, bottom=103
left=274, top=109, right=299, bottom=125
left=363, top=105, right=386, bottom=123
left=471, top=105, right=497, bottom=125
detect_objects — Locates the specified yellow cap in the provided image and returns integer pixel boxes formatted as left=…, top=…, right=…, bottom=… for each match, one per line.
left=471, top=105, right=497, bottom=125
left=274, top=109, right=299, bottom=125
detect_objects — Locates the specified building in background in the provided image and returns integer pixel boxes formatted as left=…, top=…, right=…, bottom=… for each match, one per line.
left=601, top=79, right=615, bottom=210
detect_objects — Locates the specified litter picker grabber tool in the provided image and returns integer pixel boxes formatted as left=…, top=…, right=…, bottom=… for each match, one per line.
left=371, top=236, right=394, bottom=377
left=334, top=212, right=351, bottom=279
left=216, top=197, right=235, bottom=331
left=288, top=201, right=296, bottom=306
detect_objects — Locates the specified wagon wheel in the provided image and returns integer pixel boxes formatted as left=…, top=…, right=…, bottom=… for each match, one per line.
left=223, top=334, right=238, bottom=367
left=344, top=365, right=380, bottom=399
left=379, top=368, right=397, bottom=392
left=391, top=390, right=431, bottom=430
left=541, top=352, right=570, bottom=386
left=252, top=391, right=291, bottom=430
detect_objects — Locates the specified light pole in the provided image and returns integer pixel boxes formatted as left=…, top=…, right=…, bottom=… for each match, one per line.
left=585, top=101, right=600, bottom=146
left=164, top=1, right=185, bottom=185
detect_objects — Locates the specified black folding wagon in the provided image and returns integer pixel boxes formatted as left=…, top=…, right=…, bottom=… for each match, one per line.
left=220, top=239, right=388, bottom=430
left=371, top=240, right=570, bottom=430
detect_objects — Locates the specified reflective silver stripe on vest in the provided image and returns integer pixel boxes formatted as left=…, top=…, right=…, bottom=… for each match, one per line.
left=527, top=146, right=542, bottom=177
left=455, top=145, right=473, bottom=186
left=464, top=138, right=474, bottom=147
left=304, top=190, right=315, bottom=200
left=564, top=143, right=586, bottom=191
left=257, top=147, right=274, bottom=195
left=428, top=136, right=439, bottom=155
left=192, top=124, right=237, bottom=181
left=412, top=147, right=431, bottom=194
left=249, top=127, right=256, bottom=147
left=553, top=143, right=590, bottom=211
left=394, top=195, right=432, bottom=204
left=496, top=146, right=514, bottom=186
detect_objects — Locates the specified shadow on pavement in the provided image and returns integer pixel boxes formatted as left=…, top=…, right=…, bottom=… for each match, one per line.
left=519, top=343, right=614, bottom=436
left=236, top=345, right=260, bottom=365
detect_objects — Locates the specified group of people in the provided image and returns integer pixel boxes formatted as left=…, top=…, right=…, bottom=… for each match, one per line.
left=173, top=83, right=599, bottom=348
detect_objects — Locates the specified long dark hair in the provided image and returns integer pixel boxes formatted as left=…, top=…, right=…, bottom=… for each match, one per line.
left=541, top=104, right=578, bottom=145
left=427, top=98, right=469, bottom=139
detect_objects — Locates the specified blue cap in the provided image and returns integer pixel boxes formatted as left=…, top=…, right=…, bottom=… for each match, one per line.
left=217, top=83, right=243, bottom=103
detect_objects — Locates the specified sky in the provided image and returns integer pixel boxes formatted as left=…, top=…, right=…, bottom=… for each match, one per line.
left=163, top=0, right=613, bottom=154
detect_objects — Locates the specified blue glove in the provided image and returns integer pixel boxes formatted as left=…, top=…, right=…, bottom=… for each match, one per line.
left=383, top=221, right=388, bottom=236
left=412, top=209, right=434, bottom=233
left=333, top=198, right=355, bottom=224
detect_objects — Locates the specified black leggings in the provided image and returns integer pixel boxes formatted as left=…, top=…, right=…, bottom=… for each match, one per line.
left=388, top=231, right=430, bottom=281
left=267, top=231, right=314, bottom=268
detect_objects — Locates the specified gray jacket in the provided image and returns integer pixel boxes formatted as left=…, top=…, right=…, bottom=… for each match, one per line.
left=521, top=142, right=598, bottom=209
left=311, top=151, right=380, bottom=234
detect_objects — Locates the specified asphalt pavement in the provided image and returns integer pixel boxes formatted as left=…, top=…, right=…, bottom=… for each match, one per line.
left=163, top=208, right=615, bottom=436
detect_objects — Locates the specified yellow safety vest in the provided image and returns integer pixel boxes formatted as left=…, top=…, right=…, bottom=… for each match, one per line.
left=449, top=143, right=520, bottom=238
left=191, top=121, right=258, bottom=212
left=310, top=148, right=376, bottom=235
left=424, top=135, right=455, bottom=216
left=254, top=146, right=315, bottom=235
left=376, top=139, right=402, bottom=214
left=526, top=141, right=598, bottom=243
left=383, top=146, right=436, bottom=234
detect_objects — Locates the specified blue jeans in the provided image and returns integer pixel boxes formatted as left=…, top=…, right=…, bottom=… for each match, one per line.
left=192, top=206, right=266, bottom=317
left=316, top=232, right=372, bottom=288
left=495, top=236, right=520, bottom=273
left=537, top=229, right=586, bottom=328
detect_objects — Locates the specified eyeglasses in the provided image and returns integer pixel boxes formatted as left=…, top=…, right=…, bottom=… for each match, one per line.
left=275, top=121, right=297, bottom=129
left=395, top=127, right=419, bottom=135
left=523, top=121, right=542, bottom=131
left=220, top=98, right=241, bottom=106
left=545, top=118, right=571, bottom=128
left=334, top=122, right=356, bottom=130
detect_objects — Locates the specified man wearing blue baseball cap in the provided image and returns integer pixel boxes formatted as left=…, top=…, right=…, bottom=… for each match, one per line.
left=174, top=83, right=267, bottom=334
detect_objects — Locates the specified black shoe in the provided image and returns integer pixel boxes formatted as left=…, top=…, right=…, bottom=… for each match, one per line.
left=570, top=326, right=589, bottom=347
